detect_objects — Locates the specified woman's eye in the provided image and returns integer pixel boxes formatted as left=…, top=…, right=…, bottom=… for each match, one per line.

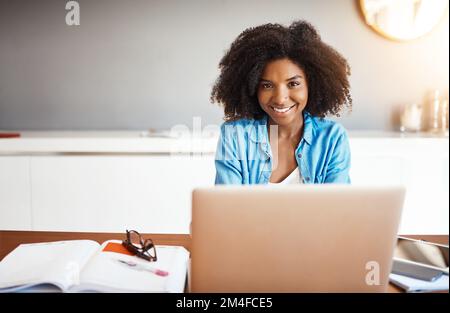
left=288, top=81, right=300, bottom=88
left=260, top=83, right=272, bottom=89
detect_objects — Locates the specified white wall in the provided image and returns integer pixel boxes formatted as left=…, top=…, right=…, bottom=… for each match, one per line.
left=0, top=0, right=448, bottom=131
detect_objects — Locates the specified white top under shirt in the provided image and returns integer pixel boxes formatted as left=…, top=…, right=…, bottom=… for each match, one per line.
left=268, top=167, right=303, bottom=185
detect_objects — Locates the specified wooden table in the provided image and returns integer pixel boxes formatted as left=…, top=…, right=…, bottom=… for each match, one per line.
left=0, top=231, right=447, bottom=293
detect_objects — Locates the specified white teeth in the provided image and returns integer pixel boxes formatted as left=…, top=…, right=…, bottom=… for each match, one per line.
left=274, top=107, right=290, bottom=113
left=272, top=105, right=294, bottom=113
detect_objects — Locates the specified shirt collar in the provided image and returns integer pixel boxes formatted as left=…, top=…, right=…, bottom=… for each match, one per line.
left=302, top=111, right=313, bottom=145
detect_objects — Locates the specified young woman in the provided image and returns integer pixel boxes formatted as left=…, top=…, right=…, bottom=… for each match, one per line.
left=211, top=21, right=352, bottom=184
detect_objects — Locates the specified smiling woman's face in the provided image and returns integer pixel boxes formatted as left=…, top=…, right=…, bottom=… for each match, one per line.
left=257, top=58, right=308, bottom=127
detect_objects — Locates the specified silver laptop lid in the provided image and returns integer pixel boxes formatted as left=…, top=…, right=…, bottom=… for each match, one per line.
left=190, top=185, right=405, bottom=292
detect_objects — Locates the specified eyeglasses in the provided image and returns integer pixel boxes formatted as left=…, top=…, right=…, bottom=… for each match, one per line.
left=122, top=229, right=157, bottom=262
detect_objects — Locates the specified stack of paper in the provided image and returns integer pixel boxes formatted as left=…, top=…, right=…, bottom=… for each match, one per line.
left=389, top=273, right=449, bottom=293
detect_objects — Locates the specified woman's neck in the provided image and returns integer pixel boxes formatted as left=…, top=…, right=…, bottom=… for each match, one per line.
left=268, top=114, right=304, bottom=141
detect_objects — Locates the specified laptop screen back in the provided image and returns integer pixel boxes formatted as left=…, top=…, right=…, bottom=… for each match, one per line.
left=190, top=185, right=405, bottom=292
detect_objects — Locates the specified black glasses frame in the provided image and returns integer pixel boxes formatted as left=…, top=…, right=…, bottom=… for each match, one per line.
left=122, top=229, right=157, bottom=262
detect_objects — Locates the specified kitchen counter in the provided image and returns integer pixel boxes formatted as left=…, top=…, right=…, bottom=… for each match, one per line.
left=0, top=130, right=219, bottom=154
left=0, top=130, right=448, bottom=154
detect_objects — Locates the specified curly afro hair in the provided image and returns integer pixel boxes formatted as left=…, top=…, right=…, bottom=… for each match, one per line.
left=211, top=20, right=352, bottom=121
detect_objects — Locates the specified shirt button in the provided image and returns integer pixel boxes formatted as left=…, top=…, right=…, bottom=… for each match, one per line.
left=298, top=153, right=302, bottom=158
left=305, top=177, right=310, bottom=182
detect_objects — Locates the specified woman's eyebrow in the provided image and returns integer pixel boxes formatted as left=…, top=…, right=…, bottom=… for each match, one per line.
left=286, top=75, right=303, bottom=81
left=260, top=75, right=303, bottom=82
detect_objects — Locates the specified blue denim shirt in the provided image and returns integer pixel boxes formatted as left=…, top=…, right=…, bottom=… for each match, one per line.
left=215, top=112, right=351, bottom=184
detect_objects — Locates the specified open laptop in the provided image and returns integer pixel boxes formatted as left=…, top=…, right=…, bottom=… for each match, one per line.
left=189, top=185, right=405, bottom=292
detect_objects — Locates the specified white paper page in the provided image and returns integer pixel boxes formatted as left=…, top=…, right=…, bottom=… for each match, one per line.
left=75, top=240, right=188, bottom=293
left=0, top=240, right=99, bottom=292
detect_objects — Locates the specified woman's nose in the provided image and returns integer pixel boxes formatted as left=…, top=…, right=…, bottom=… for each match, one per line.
left=273, top=87, right=289, bottom=105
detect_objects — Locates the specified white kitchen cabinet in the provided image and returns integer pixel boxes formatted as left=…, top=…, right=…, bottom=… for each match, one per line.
left=30, top=155, right=216, bottom=233
left=350, top=138, right=449, bottom=234
left=0, top=157, right=32, bottom=230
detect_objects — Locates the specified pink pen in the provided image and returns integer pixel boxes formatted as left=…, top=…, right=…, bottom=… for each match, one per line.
left=116, top=259, right=169, bottom=277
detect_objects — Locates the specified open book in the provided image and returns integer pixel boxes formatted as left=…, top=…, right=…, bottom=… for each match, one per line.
left=0, top=240, right=189, bottom=293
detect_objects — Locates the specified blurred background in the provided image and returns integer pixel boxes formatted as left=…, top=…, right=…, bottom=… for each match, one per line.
left=0, top=0, right=448, bottom=131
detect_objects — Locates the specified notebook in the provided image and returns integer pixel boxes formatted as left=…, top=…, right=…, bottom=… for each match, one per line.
left=0, top=240, right=189, bottom=293
left=389, top=273, right=449, bottom=293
